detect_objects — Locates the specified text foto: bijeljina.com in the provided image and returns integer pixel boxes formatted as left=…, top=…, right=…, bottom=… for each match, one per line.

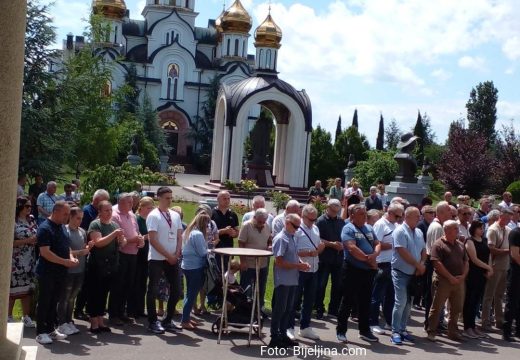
left=260, top=345, right=368, bottom=358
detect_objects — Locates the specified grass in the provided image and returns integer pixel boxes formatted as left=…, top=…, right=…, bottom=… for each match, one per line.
left=11, top=200, right=331, bottom=318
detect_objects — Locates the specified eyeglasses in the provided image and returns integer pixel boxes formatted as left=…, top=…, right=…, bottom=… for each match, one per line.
left=394, top=213, right=403, bottom=219
left=290, top=222, right=301, bottom=229
left=305, top=216, right=317, bottom=222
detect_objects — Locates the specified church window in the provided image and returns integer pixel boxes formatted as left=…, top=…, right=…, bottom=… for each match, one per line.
left=266, top=49, right=272, bottom=69
left=274, top=51, right=277, bottom=70
left=234, top=39, right=239, bottom=56
left=259, top=49, right=264, bottom=68
left=171, top=30, right=175, bottom=43
left=226, top=38, right=230, bottom=56
left=186, top=0, right=190, bottom=8
left=166, top=32, right=169, bottom=45
left=114, top=26, right=118, bottom=43
left=242, top=40, right=246, bottom=57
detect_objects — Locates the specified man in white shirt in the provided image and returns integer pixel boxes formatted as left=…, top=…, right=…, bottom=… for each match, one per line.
left=287, top=205, right=325, bottom=341
left=146, top=186, right=183, bottom=335
left=457, top=205, right=472, bottom=241
left=369, top=202, right=404, bottom=335
left=271, top=200, right=300, bottom=238
left=499, top=191, right=513, bottom=210
left=241, top=195, right=274, bottom=228
left=508, top=204, right=519, bottom=230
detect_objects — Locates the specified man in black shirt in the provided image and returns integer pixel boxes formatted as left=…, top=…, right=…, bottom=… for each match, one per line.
left=28, top=174, right=46, bottom=218
left=35, top=201, right=79, bottom=344
left=211, top=190, right=239, bottom=270
left=503, top=227, right=520, bottom=341
left=315, top=199, right=345, bottom=319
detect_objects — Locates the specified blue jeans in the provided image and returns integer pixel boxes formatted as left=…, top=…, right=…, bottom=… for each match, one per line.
left=369, top=263, right=394, bottom=327
left=290, top=271, right=318, bottom=329
left=271, top=285, right=297, bottom=337
left=181, top=268, right=205, bottom=323
left=240, top=267, right=268, bottom=309
left=391, top=269, right=413, bottom=334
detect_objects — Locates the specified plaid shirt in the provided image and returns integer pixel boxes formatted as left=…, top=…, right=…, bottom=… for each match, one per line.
left=36, top=192, right=58, bottom=219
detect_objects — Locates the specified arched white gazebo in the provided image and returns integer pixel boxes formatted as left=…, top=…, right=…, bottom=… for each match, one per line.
left=210, top=74, right=312, bottom=188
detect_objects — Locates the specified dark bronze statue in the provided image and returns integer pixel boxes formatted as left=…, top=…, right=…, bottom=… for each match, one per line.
left=130, top=135, right=140, bottom=156
left=250, top=114, right=272, bottom=165
left=394, top=132, right=419, bottom=183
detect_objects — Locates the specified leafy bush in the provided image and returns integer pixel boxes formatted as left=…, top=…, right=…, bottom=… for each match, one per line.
left=506, top=180, right=520, bottom=203
left=354, top=150, right=398, bottom=190
left=82, top=162, right=169, bottom=204
left=429, top=179, right=446, bottom=201
left=223, top=179, right=237, bottom=192
left=266, top=190, right=292, bottom=213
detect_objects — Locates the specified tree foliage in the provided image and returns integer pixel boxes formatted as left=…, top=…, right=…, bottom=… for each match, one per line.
left=385, top=118, right=402, bottom=150
left=438, top=123, right=494, bottom=198
left=494, top=124, right=520, bottom=191
left=334, top=126, right=370, bottom=168
left=354, top=150, right=398, bottom=190
left=466, top=80, right=498, bottom=148
left=138, top=93, right=165, bottom=150
left=376, top=113, right=384, bottom=151
left=335, top=115, right=342, bottom=144
left=413, top=111, right=426, bottom=166
left=309, top=125, right=337, bottom=186
left=352, top=109, right=359, bottom=128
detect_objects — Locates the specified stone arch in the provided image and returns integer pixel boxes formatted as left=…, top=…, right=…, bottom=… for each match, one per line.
left=158, top=110, right=190, bottom=159
left=210, top=95, right=227, bottom=182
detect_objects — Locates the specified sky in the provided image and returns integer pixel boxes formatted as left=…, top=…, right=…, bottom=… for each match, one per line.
left=48, top=0, right=520, bottom=146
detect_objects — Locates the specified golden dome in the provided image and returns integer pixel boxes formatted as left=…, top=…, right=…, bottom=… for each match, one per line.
left=215, top=9, right=225, bottom=33
left=254, top=13, right=282, bottom=49
left=92, top=0, right=127, bottom=20
left=221, top=0, right=252, bottom=34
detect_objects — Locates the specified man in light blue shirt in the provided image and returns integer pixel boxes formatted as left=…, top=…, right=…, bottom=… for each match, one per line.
left=390, top=206, right=426, bottom=345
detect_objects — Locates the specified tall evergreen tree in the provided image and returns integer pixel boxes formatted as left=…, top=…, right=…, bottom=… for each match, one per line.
left=138, top=93, right=165, bottom=148
left=122, top=63, right=140, bottom=114
left=352, top=109, right=359, bottom=128
left=385, top=118, right=402, bottom=150
left=376, top=113, right=385, bottom=150
left=414, top=110, right=425, bottom=166
left=334, top=126, right=370, bottom=169
left=466, top=80, right=498, bottom=147
left=335, top=115, right=342, bottom=144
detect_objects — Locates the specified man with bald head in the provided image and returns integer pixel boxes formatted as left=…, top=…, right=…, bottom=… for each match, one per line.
left=36, top=181, right=58, bottom=225
left=272, top=200, right=301, bottom=238
left=212, top=190, right=239, bottom=271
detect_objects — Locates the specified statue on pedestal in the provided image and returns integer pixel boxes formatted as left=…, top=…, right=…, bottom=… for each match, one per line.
left=250, top=115, right=272, bottom=166
left=394, top=132, right=419, bottom=183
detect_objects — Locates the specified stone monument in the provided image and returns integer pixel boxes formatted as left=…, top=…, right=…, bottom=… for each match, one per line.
left=246, top=114, right=274, bottom=187
left=159, top=144, right=169, bottom=173
left=386, top=132, right=429, bottom=205
left=127, top=134, right=142, bottom=166
left=343, top=154, right=356, bottom=185
left=417, top=156, right=434, bottom=189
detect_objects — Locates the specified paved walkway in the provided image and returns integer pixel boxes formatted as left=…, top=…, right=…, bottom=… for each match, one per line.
left=23, top=309, right=519, bottom=360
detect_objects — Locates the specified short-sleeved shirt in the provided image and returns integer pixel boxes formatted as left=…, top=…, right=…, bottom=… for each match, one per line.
left=426, top=219, right=444, bottom=256
left=242, top=211, right=274, bottom=229
left=365, top=196, right=383, bottom=211
left=392, top=223, right=425, bottom=275
left=87, top=219, right=120, bottom=264
left=487, top=222, right=511, bottom=271
left=272, top=229, right=299, bottom=287
left=36, top=219, right=71, bottom=275
left=36, top=192, right=58, bottom=220
left=211, top=208, right=239, bottom=248
left=431, top=237, right=467, bottom=277
left=146, top=208, right=182, bottom=260
left=80, top=204, right=98, bottom=231
left=329, top=186, right=344, bottom=201
left=112, top=205, right=140, bottom=255
left=66, top=225, right=87, bottom=274
left=509, top=227, right=520, bottom=272
left=341, top=222, right=377, bottom=270
left=316, top=213, right=344, bottom=265
left=296, top=223, right=321, bottom=273
left=373, top=217, right=396, bottom=263
left=238, top=220, right=271, bottom=268
left=309, top=186, right=325, bottom=198
left=271, top=212, right=286, bottom=237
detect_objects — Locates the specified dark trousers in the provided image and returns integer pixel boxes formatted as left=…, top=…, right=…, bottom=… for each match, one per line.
left=463, top=271, right=486, bottom=329
left=57, top=272, right=84, bottom=324
left=290, top=271, right=318, bottom=329
left=86, top=263, right=114, bottom=317
left=315, top=261, right=343, bottom=314
left=337, top=263, right=376, bottom=335
left=369, top=262, right=394, bottom=327
left=503, top=268, right=520, bottom=335
left=423, top=257, right=434, bottom=326
left=36, top=271, right=65, bottom=335
left=240, top=267, right=268, bottom=309
left=147, top=260, right=181, bottom=324
left=74, top=267, right=89, bottom=314
left=270, top=285, right=297, bottom=337
left=109, top=253, right=137, bottom=318
left=128, top=241, right=149, bottom=316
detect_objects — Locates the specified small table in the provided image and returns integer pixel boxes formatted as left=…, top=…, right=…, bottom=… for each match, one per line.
left=212, top=247, right=273, bottom=346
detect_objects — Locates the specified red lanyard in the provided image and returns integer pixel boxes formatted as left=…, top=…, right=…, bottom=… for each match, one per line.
left=160, top=210, right=172, bottom=229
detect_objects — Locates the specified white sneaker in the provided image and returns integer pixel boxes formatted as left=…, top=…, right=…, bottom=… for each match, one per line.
left=58, top=323, right=75, bottom=336
left=67, top=322, right=80, bottom=335
left=286, top=328, right=295, bottom=340
left=36, top=333, right=53, bottom=345
left=299, top=327, right=320, bottom=340
left=22, top=315, right=36, bottom=328
left=49, top=329, right=67, bottom=340
left=370, top=325, right=386, bottom=335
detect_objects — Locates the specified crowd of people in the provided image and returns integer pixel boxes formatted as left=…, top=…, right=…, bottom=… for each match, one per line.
left=8, top=177, right=520, bottom=350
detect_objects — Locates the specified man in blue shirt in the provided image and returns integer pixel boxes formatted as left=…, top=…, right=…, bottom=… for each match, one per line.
left=269, top=214, right=310, bottom=348
left=390, top=207, right=426, bottom=345
left=336, top=204, right=381, bottom=343
left=35, top=201, right=79, bottom=345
